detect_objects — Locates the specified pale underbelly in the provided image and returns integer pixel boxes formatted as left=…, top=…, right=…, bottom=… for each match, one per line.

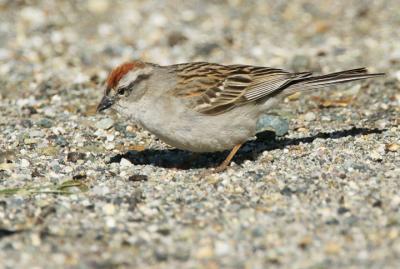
left=139, top=108, right=258, bottom=152
left=152, top=125, right=254, bottom=152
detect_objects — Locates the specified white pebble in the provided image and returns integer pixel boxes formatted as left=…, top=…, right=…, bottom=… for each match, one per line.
left=215, top=241, right=231, bottom=256
left=20, top=7, right=46, bottom=27
left=105, top=143, right=115, bottom=150
left=304, top=112, right=317, bottom=122
left=120, top=158, right=132, bottom=167
left=106, top=217, right=116, bottom=228
left=103, top=203, right=116, bottom=215
left=87, top=0, right=109, bottom=14
left=395, top=70, right=400, bottom=82
left=92, top=185, right=110, bottom=196
left=20, top=159, right=30, bottom=168
left=106, top=134, right=115, bottom=142
left=370, top=151, right=383, bottom=161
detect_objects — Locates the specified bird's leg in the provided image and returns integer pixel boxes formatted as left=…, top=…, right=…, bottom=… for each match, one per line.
left=213, top=143, right=242, bottom=173
left=199, top=144, right=242, bottom=177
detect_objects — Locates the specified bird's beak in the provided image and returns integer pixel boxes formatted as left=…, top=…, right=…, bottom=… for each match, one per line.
left=97, top=96, right=114, bottom=112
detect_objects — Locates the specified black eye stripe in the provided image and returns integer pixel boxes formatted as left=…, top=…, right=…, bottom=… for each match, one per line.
left=116, top=81, right=134, bottom=95
left=116, top=74, right=149, bottom=95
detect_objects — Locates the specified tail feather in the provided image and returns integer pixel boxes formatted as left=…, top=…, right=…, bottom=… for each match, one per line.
left=317, top=67, right=368, bottom=76
left=284, top=68, right=384, bottom=95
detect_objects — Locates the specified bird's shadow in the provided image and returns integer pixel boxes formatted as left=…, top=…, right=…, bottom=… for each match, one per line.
left=109, top=127, right=384, bottom=170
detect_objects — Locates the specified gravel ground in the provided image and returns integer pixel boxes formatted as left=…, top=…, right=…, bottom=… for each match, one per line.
left=0, top=1, right=399, bottom=268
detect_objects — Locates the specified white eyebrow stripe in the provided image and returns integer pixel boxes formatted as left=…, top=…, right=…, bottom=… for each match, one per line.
left=116, top=66, right=154, bottom=89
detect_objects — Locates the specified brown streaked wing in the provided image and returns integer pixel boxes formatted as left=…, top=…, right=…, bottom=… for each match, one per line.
left=171, top=63, right=305, bottom=115
left=171, top=62, right=227, bottom=98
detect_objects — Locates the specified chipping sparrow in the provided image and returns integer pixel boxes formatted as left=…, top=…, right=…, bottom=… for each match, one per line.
left=97, top=61, right=383, bottom=172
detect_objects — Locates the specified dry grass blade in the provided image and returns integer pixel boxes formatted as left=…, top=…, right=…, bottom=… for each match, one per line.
left=0, top=180, right=89, bottom=197
left=311, top=96, right=355, bottom=108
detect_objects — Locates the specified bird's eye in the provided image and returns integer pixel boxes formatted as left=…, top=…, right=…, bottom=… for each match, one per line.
left=117, top=87, right=126, bottom=95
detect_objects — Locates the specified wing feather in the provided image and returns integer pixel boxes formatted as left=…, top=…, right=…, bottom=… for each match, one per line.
left=170, top=63, right=307, bottom=115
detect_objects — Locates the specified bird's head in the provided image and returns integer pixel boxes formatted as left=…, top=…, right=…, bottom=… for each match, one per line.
left=97, top=60, right=154, bottom=112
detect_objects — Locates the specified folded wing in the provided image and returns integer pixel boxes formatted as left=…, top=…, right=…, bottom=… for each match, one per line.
left=171, top=63, right=383, bottom=115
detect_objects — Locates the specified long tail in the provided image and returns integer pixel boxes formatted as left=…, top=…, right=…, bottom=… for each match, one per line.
left=284, top=68, right=385, bottom=95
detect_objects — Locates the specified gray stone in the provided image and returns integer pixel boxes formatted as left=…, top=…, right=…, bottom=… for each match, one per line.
left=256, top=114, right=289, bottom=136
left=95, top=118, right=114, bottom=130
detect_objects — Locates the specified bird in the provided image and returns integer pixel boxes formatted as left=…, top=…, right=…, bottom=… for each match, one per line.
left=97, top=60, right=384, bottom=173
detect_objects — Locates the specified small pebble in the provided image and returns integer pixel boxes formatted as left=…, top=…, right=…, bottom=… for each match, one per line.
left=95, top=118, right=114, bottom=130
left=304, top=112, right=317, bottom=122
left=370, top=151, right=383, bottom=161
left=20, top=159, right=30, bottom=168
left=195, top=245, right=214, bottom=259
left=55, top=136, right=68, bottom=147
left=120, top=158, right=132, bottom=167
left=87, top=0, right=109, bottom=14
left=92, top=185, right=110, bottom=196
left=67, top=152, right=86, bottom=163
left=386, top=143, right=399, bottom=152
left=36, top=118, right=53, bottom=128
left=215, top=241, right=231, bottom=256
left=29, top=130, right=45, bottom=137
left=24, top=138, right=37, bottom=145
left=102, top=203, right=116, bottom=215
